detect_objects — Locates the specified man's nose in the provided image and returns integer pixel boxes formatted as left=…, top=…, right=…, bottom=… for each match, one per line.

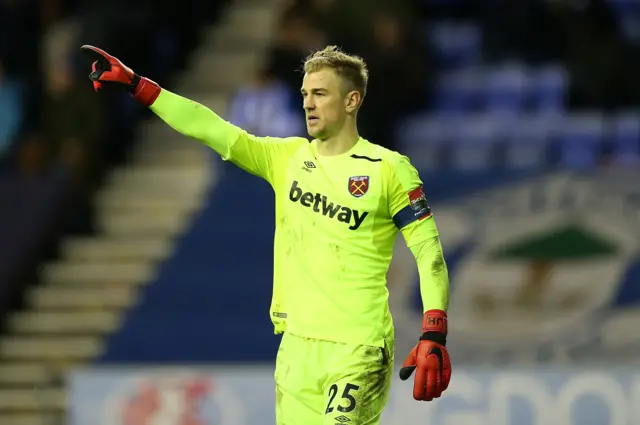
left=304, top=97, right=315, bottom=110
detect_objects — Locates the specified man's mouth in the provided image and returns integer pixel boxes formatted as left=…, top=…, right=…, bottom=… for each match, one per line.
left=307, top=115, right=319, bottom=124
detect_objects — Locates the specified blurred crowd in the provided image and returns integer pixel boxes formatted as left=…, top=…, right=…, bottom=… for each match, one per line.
left=4, top=0, right=639, bottom=214
left=0, top=0, right=231, bottom=323
left=4, top=0, right=639, bottom=186
left=0, top=0, right=229, bottom=233
left=229, top=0, right=640, bottom=150
left=229, top=0, right=433, bottom=150
left=477, top=0, right=640, bottom=109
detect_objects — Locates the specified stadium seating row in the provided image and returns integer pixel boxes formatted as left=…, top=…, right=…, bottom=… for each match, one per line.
left=433, top=65, right=566, bottom=112
left=398, top=112, right=640, bottom=169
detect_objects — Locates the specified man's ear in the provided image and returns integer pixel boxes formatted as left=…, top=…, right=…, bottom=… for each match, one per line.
left=345, top=90, right=361, bottom=114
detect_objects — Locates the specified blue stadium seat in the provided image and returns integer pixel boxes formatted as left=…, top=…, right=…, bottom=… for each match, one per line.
left=451, top=114, right=504, bottom=170
left=529, top=65, right=567, bottom=112
left=396, top=113, right=455, bottom=170
left=611, top=112, right=640, bottom=164
left=608, top=0, right=640, bottom=14
left=504, top=114, right=560, bottom=169
left=429, top=23, right=481, bottom=69
left=432, top=69, right=482, bottom=112
left=557, top=113, right=604, bottom=168
left=483, top=63, right=530, bottom=113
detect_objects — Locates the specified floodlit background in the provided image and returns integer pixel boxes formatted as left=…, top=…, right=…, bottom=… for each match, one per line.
left=1, top=0, right=640, bottom=424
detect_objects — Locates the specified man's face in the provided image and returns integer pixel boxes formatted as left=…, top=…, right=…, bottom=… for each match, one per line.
left=301, top=68, right=349, bottom=140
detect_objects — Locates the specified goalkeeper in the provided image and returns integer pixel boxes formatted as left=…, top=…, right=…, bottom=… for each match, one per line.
left=81, top=44, right=451, bottom=425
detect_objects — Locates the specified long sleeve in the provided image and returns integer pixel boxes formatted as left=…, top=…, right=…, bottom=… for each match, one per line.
left=385, top=152, right=450, bottom=312
left=410, top=236, right=449, bottom=312
left=149, top=89, right=306, bottom=184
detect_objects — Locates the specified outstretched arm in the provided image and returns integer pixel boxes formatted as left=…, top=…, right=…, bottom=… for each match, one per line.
left=149, top=90, right=303, bottom=182
left=150, top=90, right=249, bottom=159
left=80, top=44, right=304, bottom=184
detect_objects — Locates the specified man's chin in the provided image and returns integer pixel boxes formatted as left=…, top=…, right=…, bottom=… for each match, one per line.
left=307, top=127, right=325, bottom=139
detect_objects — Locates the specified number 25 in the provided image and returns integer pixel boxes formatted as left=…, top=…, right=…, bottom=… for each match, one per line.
left=325, top=383, right=360, bottom=414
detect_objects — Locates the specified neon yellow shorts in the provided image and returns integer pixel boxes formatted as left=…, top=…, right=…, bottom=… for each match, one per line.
left=274, top=332, right=394, bottom=425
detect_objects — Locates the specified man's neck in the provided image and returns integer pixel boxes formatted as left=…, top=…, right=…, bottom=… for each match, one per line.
left=316, top=126, right=360, bottom=157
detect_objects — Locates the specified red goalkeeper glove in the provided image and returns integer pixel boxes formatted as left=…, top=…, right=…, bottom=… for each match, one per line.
left=399, top=309, right=451, bottom=401
left=79, top=45, right=161, bottom=107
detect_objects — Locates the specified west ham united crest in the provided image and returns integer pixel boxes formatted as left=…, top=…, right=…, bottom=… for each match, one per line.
left=348, top=175, right=369, bottom=197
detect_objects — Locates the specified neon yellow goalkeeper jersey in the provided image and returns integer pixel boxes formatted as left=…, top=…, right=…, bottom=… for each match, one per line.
left=227, top=135, right=438, bottom=348
left=150, top=91, right=439, bottom=348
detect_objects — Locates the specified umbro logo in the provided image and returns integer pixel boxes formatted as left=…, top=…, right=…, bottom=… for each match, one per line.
left=334, top=416, right=351, bottom=423
left=302, top=161, right=316, bottom=173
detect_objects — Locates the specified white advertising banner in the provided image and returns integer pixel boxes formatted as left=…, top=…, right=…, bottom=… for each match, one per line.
left=68, top=366, right=640, bottom=425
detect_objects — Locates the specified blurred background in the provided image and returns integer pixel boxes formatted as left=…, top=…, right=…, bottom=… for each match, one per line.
left=1, top=0, right=640, bottom=424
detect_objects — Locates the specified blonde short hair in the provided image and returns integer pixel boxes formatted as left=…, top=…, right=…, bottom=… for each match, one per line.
left=303, top=45, right=369, bottom=100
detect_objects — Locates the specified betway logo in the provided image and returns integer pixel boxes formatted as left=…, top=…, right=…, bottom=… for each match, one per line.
left=289, top=181, right=368, bottom=230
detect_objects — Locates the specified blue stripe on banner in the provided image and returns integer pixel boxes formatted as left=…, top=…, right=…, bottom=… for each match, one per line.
left=393, top=204, right=432, bottom=229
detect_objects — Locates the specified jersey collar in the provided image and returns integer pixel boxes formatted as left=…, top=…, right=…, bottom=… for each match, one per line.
left=312, top=137, right=366, bottom=159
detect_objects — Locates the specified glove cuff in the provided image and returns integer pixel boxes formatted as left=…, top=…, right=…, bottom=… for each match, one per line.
left=420, top=309, right=447, bottom=345
left=422, top=309, right=447, bottom=334
left=132, top=75, right=161, bottom=107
